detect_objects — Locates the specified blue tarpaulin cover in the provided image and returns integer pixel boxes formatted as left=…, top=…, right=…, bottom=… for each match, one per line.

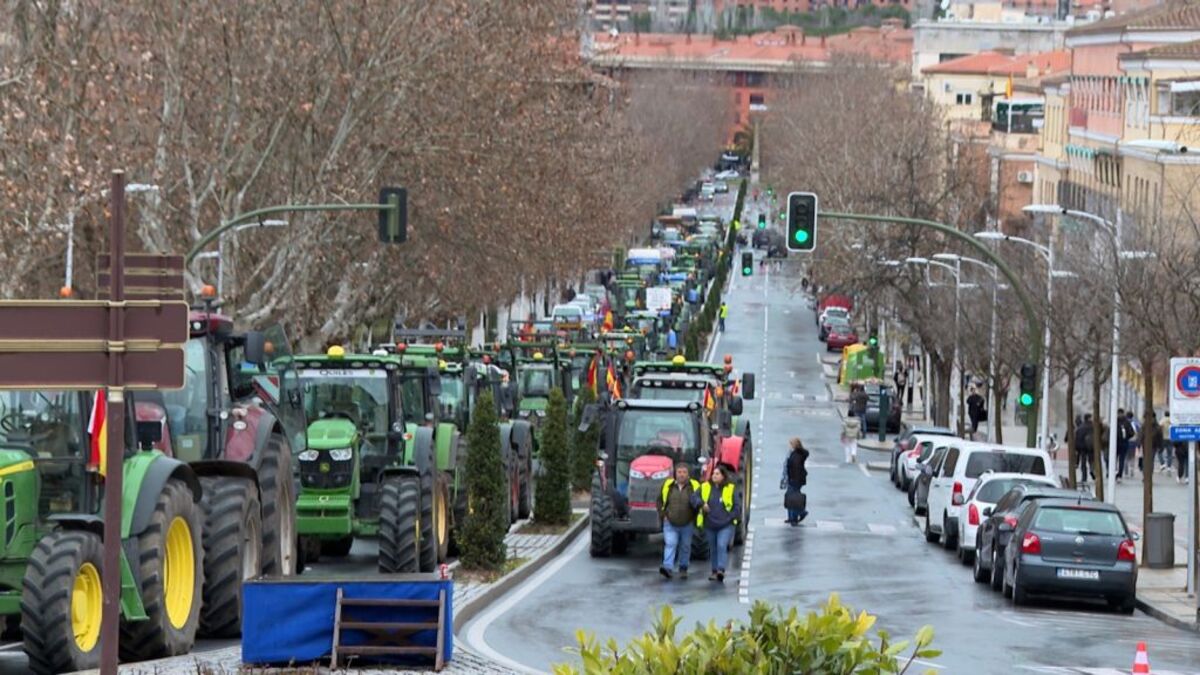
left=242, top=577, right=453, bottom=666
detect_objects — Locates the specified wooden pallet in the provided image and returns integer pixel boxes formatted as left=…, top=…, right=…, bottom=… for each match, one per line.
left=331, top=589, right=446, bottom=671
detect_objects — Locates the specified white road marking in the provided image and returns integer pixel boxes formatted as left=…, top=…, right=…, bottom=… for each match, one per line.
left=815, top=520, right=845, bottom=532
left=866, top=523, right=897, bottom=536
left=858, top=463, right=871, bottom=478
left=993, top=612, right=1036, bottom=628
left=464, top=532, right=588, bottom=674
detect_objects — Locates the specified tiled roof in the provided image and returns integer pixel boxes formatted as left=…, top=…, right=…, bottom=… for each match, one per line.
left=1067, top=0, right=1200, bottom=36
left=988, top=50, right=1070, bottom=76
left=1120, top=37, right=1200, bottom=58
left=922, top=51, right=1013, bottom=75
left=590, top=27, right=913, bottom=68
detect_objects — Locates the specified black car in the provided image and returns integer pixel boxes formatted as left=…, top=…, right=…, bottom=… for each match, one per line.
left=890, top=424, right=955, bottom=488
left=752, top=229, right=771, bottom=249
left=911, top=444, right=950, bottom=516
left=1001, top=499, right=1138, bottom=613
left=860, top=387, right=902, bottom=434
left=974, top=485, right=1096, bottom=591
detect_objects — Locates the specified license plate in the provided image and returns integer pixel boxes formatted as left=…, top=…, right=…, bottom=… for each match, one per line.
left=1056, top=568, right=1099, bottom=581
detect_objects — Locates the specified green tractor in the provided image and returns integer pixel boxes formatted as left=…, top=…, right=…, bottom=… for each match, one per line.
left=0, top=390, right=204, bottom=674
left=282, top=347, right=444, bottom=573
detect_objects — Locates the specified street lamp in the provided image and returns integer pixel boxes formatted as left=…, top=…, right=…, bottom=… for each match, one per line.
left=906, top=256, right=964, bottom=433
left=1022, top=204, right=1152, bottom=503
left=934, top=253, right=999, bottom=440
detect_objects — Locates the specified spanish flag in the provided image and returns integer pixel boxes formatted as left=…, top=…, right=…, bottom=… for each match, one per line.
left=703, top=387, right=715, bottom=412
left=1005, top=75, right=1013, bottom=99
left=87, top=391, right=107, bottom=476
left=601, top=310, right=614, bottom=332
left=586, top=355, right=599, bottom=396
left=606, top=363, right=622, bottom=400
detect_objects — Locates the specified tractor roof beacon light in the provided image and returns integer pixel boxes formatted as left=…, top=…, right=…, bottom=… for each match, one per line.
left=741, top=251, right=753, bottom=276
left=1019, top=363, right=1037, bottom=408
left=786, top=192, right=818, bottom=252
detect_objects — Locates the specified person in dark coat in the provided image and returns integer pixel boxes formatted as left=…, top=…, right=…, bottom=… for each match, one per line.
left=781, top=437, right=809, bottom=525
left=1074, top=414, right=1094, bottom=484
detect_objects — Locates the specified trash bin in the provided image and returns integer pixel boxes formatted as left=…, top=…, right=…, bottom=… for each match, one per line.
left=1144, top=512, right=1175, bottom=569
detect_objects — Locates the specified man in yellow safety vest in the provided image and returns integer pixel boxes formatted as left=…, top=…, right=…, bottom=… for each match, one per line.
left=658, top=463, right=701, bottom=580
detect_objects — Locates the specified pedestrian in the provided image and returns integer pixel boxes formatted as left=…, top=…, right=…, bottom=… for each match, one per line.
left=842, top=410, right=861, bottom=464
left=1175, top=438, right=1190, bottom=484
left=700, top=465, right=741, bottom=584
left=1160, top=412, right=1174, bottom=473
left=781, top=437, right=809, bottom=525
left=1075, top=414, right=1094, bottom=484
left=894, top=367, right=908, bottom=404
left=667, top=327, right=678, bottom=355
left=849, top=384, right=869, bottom=418
left=719, top=302, right=728, bottom=332
left=1127, top=410, right=1142, bottom=478
left=966, top=386, right=986, bottom=439
left=658, top=463, right=701, bottom=580
left=1116, top=409, right=1134, bottom=482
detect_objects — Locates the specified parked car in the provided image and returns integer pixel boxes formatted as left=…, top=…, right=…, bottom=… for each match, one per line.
left=826, top=324, right=858, bottom=351
left=715, top=169, right=740, bottom=180
left=714, top=181, right=730, bottom=194
left=912, top=444, right=951, bottom=516
left=752, top=229, right=771, bottom=249
left=891, top=425, right=955, bottom=488
left=700, top=183, right=716, bottom=201
left=956, top=473, right=1058, bottom=565
left=1001, top=499, right=1138, bottom=613
left=973, top=484, right=1092, bottom=591
left=817, top=305, right=850, bottom=329
left=924, top=442, right=1057, bottom=550
left=893, top=430, right=955, bottom=491
left=819, top=315, right=851, bottom=342
left=860, top=387, right=902, bottom=434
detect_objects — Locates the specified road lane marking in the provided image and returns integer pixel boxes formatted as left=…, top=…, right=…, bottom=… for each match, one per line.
left=858, top=463, right=871, bottom=478
left=815, top=520, right=844, bottom=532
left=866, top=524, right=896, bottom=535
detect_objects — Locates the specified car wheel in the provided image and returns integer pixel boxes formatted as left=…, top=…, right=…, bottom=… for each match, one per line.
left=1011, top=564, right=1029, bottom=606
left=941, top=515, right=956, bottom=550
left=1002, top=559, right=1014, bottom=599
left=972, top=537, right=990, bottom=584
left=1108, top=595, right=1136, bottom=615
left=990, top=547, right=1005, bottom=592
left=889, top=460, right=897, bottom=485
left=907, top=482, right=915, bottom=507
left=924, top=514, right=938, bottom=543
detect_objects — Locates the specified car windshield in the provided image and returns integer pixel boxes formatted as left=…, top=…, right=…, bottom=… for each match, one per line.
left=520, top=367, right=553, bottom=397
left=965, top=452, right=1046, bottom=478
left=972, top=478, right=1049, bottom=503
left=299, top=368, right=391, bottom=452
left=1034, top=507, right=1126, bottom=537
left=826, top=316, right=849, bottom=326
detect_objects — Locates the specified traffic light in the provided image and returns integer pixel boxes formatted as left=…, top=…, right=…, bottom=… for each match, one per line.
left=741, top=252, right=753, bottom=276
left=786, top=191, right=818, bottom=252
left=378, top=187, right=408, bottom=244
left=757, top=213, right=766, bottom=230
left=867, top=334, right=878, bottom=348
left=1018, top=363, right=1037, bottom=407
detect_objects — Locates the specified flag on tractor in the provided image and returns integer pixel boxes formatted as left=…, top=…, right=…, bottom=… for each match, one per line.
left=703, top=387, right=715, bottom=412
left=87, top=391, right=107, bottom=476
left=606, top=363, right=622, bottom=400
left=586, top=355, right=599, bottom=396
left=601, top=310, right=614, bottom=332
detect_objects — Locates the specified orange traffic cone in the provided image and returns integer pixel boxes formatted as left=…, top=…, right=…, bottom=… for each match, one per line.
left=1132, top=641, right=1151, bottom=674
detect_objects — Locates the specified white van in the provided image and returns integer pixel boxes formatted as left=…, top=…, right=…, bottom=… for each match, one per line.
left=923, top=442, right=1056, bottom=550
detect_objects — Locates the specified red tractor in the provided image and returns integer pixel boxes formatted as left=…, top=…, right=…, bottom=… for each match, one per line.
left=581, top=398, right=752, bottom=558
left=130, top=302, right=301, bottom=637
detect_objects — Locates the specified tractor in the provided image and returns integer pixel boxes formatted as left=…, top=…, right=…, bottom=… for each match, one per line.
left=580, top=398, right=753, bottom=558
left=282, top=346, right=442, bottom=573
left=0, top=389, right=204, bottom=674
left=629, top=355, right=756, bottom=454
left=156, top=301, right=302, bottom=638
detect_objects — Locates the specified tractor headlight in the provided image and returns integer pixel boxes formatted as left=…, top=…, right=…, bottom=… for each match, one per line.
left=298, top=450, right=319, bottom=462
left=650, top=469, right=671, bottom=480
left=534, top=410, right=546, bottom=418
left=518, top=410, right=531, bottom=418
left=328, top=448, right=353, bottom=462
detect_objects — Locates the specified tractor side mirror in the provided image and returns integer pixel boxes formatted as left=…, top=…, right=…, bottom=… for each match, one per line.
left=243, top=331, right=267, bottom=367
left=728, top=396, right=744, bottom=416
left=426, top=366, right=442, bottom=397
left=136, top=420, right=162, bottom=450
left=741, top=373, right=756, bottom=400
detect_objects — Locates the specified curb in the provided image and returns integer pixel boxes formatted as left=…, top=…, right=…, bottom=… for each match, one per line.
left=1135, top=597, right=1200, bottom=634
left=452, top=513, right=590, bottom=633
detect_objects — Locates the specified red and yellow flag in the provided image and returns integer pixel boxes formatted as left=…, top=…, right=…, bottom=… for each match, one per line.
left=703, top=387, right=715, bottom=411
left=601, top=310, right=614, bottom=332
left=586, top=355, right=599, bottom=396
left=606, top=363, right=622, bottom=400
left=87, top=391, right=108, bottom=476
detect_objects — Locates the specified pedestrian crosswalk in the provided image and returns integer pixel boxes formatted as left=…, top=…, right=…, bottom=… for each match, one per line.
left=759, top=517, right=914, bottom=536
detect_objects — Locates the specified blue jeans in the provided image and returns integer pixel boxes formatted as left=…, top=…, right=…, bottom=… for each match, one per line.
left=662, top=521, right=694, bottom=571
left=1117, top=440, right=1129, bottom=477
left=706, top=525, right=735, bottom=573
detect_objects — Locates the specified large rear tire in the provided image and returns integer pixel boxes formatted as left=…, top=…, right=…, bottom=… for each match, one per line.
left=433, top=475, right=450, bottom=564
left=379, top=476, right=421, bottom=574
left=20, top=531, right=105, bottom=674
left=418, top=449, right=437, bottom=573
left=589, top=475, right=613, bottom=558
left=257, top=433, right=297, bottom=577
left=198, top=477, right=262, bottom=638
left=119, top=478, right=203, bottom=661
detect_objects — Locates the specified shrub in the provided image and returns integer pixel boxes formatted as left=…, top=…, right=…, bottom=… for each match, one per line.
left=535, top=388, right=572, bottom=525
left=570, top=385, right=600, bottom=492
left=554, top=596, right=938, bottom=675
left=459, top=390, right=507, bottom=571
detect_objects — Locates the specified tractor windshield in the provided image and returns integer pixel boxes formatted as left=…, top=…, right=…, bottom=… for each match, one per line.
left=634, top=384, right=704, bottom=403
left=614, top=409, right=699, bottom=488
left=438, top=375, right=464, bottom=419
left=0, top=390, right=90, bottom=515
left=161, top=338, right=210, bottom=460
left=520, top=367, right=553, bottom=398
left=300, top=369, right=390, bottom=453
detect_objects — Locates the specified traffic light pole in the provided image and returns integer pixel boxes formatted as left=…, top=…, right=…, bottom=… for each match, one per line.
left=822, top=211, right=1043, bottom=449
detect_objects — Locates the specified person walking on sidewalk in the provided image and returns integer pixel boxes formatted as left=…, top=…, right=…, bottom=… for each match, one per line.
left=781, top=437, right=809, bottom=525
left=700, top=465, right=741, bottom=584
left=719, top=302, right=728, bottom=332
left=658, top=463, right=701, bottom=580
left=1075, top=414, right=1094, bottom=484
left=1175, top=437, right=1190, bottom=484
left=1160, top=412, right=1174, bottom=473
left=966, top=387, right=986, bottom=439
left=1116, top=409, right=1135, bottom=482
left=842, top=412, right=861, bottom=464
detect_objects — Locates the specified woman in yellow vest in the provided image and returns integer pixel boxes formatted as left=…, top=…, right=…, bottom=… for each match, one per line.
left=700, top=465, right=742, bottom=583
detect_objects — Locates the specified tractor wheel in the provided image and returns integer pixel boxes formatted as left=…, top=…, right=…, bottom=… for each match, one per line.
left=433, top=474, right=451, bottom=564
left=379, top=476, right=421, bottom=574
left=198, top=477, right=262, bottom=638
left=418, top=447, right=438, bottom=573
left=321, top=536, right=354, bottom=558
left=517, top=432, right=534, bottom=520
left=735, top=443, right=752, bottom=546
left=448, top=471, right=469, bottom=558
left=20, top=530, right=105, bottom=674
left=257, top=433, right=297, bottom=577
left=119, top=478, right=203, bottom=661
left=691, top=527, right=710, bottom=561
left=589, top=475, right=614, bottom=558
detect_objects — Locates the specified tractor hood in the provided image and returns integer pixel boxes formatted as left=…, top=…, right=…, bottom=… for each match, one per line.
left=306, top=418, right=358, bottom=450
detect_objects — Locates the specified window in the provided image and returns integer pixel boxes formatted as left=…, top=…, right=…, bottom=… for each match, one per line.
left=1033, top=507, right=1126, bottom=536
left=162, top=338, right=211, bottom=459
left=964, top=451, right=1047, bottom=478
left=520, top=366, right=554, bottom=397
left=1172, top=90, right=1200, bottom=116
left=972, top=478, right=1050, bottom=503
left=749, top=93, right=765, bottom=106
left=299, top=368, right=392, bottom=455
left=942, top=448, right=960, bottom=476
left=955, top=93, right=974, bottom=106
left=614, top=409, right=701, bottom=487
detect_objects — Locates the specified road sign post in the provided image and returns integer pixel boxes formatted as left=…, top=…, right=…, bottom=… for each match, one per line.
left=1168, top=357, right=1200, bottom=604
left=101, top=171, right=126, bottom=675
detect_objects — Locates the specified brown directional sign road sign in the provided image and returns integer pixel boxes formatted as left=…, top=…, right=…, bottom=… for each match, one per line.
left=97, top=254, right=185, bottom=301
left=0, top=300, right=187, bottom=389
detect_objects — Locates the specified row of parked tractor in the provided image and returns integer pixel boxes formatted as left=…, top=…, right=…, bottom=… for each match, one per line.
left=0, top=188, right=742, bottom=673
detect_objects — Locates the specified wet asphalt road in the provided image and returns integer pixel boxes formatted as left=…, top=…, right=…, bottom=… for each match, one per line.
left=462, top=247, right=1200, bottom=674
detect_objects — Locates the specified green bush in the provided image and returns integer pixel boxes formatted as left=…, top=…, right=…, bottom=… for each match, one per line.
left=554, top=596, right=938, bottom=675
left=459, top=390, right=507, bottom=571
left=684, top=328, right=700, bottom=361
left=535, top=388, right=572, bottom=525
left=571, top=386, right=600, bottom=493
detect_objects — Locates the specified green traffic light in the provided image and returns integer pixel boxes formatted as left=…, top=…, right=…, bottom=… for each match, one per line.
left=742, top=267, right=752, bottom=275
left=794, top=230, right=810, bottom=244
left=1019, top=392, right=1034, bottom=407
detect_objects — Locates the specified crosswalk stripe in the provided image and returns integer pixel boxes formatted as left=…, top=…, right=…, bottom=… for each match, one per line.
left=866, top=523, right=896, bottom=535
left=815, top=520, right=844, bottom=532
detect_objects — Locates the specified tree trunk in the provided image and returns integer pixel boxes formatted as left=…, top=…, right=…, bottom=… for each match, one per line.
left=933, top=354, right=953, bottom=429
left=1092, top=357, right=1105, bottom=502
left=1065, top=372, right=1076, bottom=489
left=1141, top=356, right=1154, bottom=545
